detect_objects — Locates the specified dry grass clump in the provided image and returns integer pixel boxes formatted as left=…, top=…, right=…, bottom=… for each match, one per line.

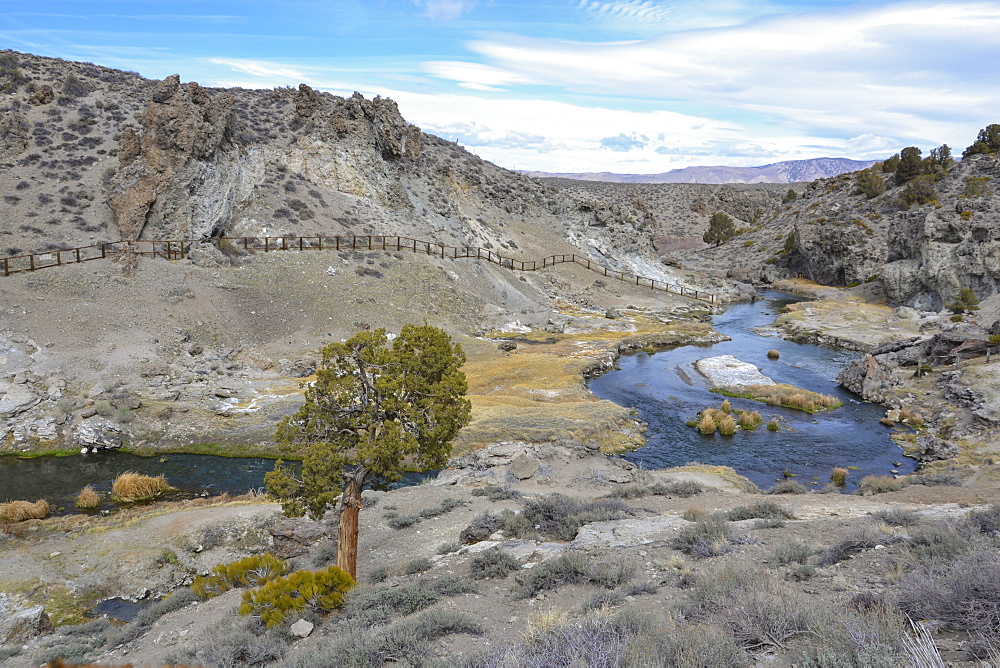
left=698, top=412, right=717, bottom=434
left=0, top=499, right=51, bottom=522
left=74, top=485, right=100, bottom=509
left=110, top=472, right=172, bottom=502
left=717, top=414, right=737, bottom=435
left=830, top=467, right=849, bottom=487
left=898, top=408, right=924, bottom=428
left=723, top=384, right=842, bottom=413
left=720, top=399, right=732, bottom=414
left=736, top=410, right=762, bottom=430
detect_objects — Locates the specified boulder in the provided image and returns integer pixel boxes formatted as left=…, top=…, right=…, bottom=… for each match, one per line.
left=290, top=618, right=314, bottom=638
left=0, top=381, right=39, bottom=416
left=72, top=419, right=125, bottom=450
left=508, top=455, right=540, bottom=480
left=0, top=606, right=54, bottom=644
left=694, top=354, right=775, bottom=389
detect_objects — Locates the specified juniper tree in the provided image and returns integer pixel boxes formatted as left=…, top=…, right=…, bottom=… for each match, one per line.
left=703, top=212, right=735, bottom=247
left=265, top=324, right=471, bottom=578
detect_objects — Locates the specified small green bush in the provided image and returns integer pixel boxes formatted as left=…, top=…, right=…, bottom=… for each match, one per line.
left=93, top=400, right=113, bottom=417
left=514, top=552, right=634, bottom=598
left=726, top=502, right=793, bottom=521
left=770, top=541, right=812, bottom=566
left=240, top=565, right=355, bottom=628
left=192, top=554, right=288, bottom=599
left=404, top=557, right=432, bottom=575
left=647, top=480, right=705, bottom=498
left=872, top=508, right=920, bottom=527
left=470, top=547, right=521, bottom=580
left=858, top=475, right=907, bottom=495
left=769, top=480, right=809, bottom=494
left=673, top=515, right=740, bottom=557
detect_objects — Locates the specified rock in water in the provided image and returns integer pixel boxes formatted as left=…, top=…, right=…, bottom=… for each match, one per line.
left=694, top=355, right=775, bottom=389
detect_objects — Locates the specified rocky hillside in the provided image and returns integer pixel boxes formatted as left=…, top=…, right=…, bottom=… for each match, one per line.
left=0, top=50, right=676, bottom=290
left=672, top=144, right=1000, bottom=310
left=524, top=157, right=876, bottom=184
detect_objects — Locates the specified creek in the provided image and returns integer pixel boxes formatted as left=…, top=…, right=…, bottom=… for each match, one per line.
left=588, top=291, right=917, bottom=491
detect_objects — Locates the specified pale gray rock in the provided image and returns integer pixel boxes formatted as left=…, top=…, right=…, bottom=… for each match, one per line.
left=72, top=419, right=125, bottom=450
left=694, top=354, right=775, bottom=389
left=0, top=381, right=39, bottom=416
left=571, top=516, right=688, bottom=550
left=508, top=454, right=540, bottom=480
left=290, top=618, right=314, bottom=638
left=0, top=605, right=54, bottom=644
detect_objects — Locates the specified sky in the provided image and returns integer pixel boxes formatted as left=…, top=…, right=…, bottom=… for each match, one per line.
left=3, top=1, right=999, bottom=173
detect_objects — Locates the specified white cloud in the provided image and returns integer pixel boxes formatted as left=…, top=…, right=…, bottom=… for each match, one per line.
left=413, top=0, right=477, bottom=21
left=208, top=58, right=309, bottom=82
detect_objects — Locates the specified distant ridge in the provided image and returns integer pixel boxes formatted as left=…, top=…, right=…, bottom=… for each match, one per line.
left=523, top=157, right=877, bottom=185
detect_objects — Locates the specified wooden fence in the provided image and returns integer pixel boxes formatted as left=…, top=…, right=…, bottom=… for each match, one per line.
left=0, top=234, right=715, bottom=303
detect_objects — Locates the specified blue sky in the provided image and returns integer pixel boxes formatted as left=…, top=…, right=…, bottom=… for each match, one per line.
left=3, top=1, right=999, bottom=172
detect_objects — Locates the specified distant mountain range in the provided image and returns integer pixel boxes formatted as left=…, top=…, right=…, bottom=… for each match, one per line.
left=522, top=157, right=878, bottom=185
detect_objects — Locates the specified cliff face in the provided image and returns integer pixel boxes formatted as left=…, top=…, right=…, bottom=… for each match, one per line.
left=669, top=146, right=1000, bottom=309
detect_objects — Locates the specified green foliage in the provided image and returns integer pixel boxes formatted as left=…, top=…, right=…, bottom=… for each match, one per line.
left=239, top=565, right=356, bottom=628
left=964, top=176, right=991, bottom=198
left=192, top=553, right=289, bottom=599
left=894, top=146, right=923, bottom=185
left=963, top=123, right=1000, bottom=158
left=0, top=54, right=27, bottom=92
left=855, top=169, right=887, bottom=199
left=782, top=188, right=797, bottom=203
left=881, top=153, right=900, bottom=172
left=926, top=144, right=954, bottom=177
left=266, top=324, right=471, bottom=519
left=898, top=175, right=938, bottom=208
left=948, top=288, right=980, bottom=314
left=782, top=231, right=796, bottom=255
left=703, top=212, right=736, bottom=247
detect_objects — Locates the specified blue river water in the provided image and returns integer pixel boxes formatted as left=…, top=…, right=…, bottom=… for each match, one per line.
left=588, top=292, right=916, bottom=491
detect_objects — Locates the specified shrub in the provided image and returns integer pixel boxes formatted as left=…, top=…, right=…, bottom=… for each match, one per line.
left=0, top=499, right=51, bottom=522
left=387, top=514, right=419, bottom=530
left=74, top=485, right=100, bottom=509
left=872, top=508, right=920, bottom=527
left=769, top=480, right=809, bottom=494
left=818, top=526, right=883, bottom=566
left=471, top=484, right=522, bottom=501
left=93, top=399, right=113, bottom=416
left=685, top=564, right=814, bottom=650
left=582, top=589, right=625, bottom=611
left=726, top=501, right=793, bottom=521
left=858, top=475, right=906, bottom=495
left=240, top=565, right=356, bottom=628
left=856, top=168, right=887, bottom=199
left=720, top=399, right=732, bottom=414
left=418, top=497, right=468, bottom=518
left=513, top=494, right=634, bottom=541
left=367, top=564, right=392, bottom=583
left=947, top=287, right=980, bottom=314
left=770, top=541, right=812, bottom=566
left=903, top=523, right=974, bottom=564
left=899, top=175, right=938, bottom=208
left=647, top=480, right=705, bottom=498
left=403, top=557, right=432, bottom=575
left=767, top=419, right=780, bottom=431
left=830, top=467, right=848, bottom=487
left=436, top=541, right=461, bottom=555
left=896, top=548, right=1000, bottom=637
left=673, top=514, right=740, bottom=557
left=111, top=472, right=172, bottom=502
left=114, top=405, right=133, bottom=423
left=514, top=552, right=633, bottom=598
left=968, top=502, right=1000, bottom=534
left=165, top=615, right=286, bottom=667
left=469, top=548, right=521, bottom=580
left=192, top=553, right=289, bottom=599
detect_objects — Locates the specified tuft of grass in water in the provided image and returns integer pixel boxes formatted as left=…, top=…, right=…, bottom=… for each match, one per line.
left=736, top=410, right=762, bottom=430
left=830, top=467, right=848, bottom=487
left=717, top=414, right=737, bottom=436
left=0, top=499, right=51, bottom=522
left=716, top=383, right=842, bottom=413
left=110, top=472, right=172, bottom=502
left=698, top=412, right=717, bottom=434
left=74, top=485, right=100, bottom=509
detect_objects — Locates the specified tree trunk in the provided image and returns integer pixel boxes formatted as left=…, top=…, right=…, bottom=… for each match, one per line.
left=335, top=466, right=368, bottom=579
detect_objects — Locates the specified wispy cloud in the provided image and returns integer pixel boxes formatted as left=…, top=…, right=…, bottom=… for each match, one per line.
left=413, top=0, right=477, bottom=21
left=208, top=58, right=309, bottom=82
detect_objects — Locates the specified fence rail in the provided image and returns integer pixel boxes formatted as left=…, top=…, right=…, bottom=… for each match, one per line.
left=1, top=234, right=715, bottom=303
